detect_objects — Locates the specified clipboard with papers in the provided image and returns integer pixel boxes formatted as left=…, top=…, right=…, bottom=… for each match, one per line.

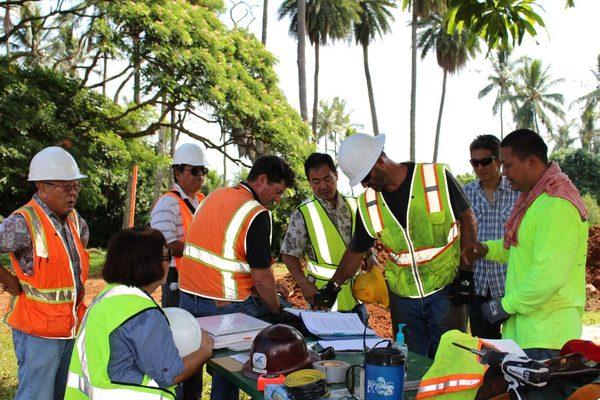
left=284, top=308, right=378, bottom=340
left=196, top=313, right=270, bottom=350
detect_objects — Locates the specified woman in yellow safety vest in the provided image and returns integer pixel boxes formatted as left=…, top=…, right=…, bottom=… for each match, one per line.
left=65, top=228, right=213, bottom=400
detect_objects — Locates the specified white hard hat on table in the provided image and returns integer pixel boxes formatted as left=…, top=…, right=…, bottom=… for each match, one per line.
left=28, top=146, right=87, bottom=181
left=172, top=143, right=207, bottom=166
left=338, top=134, right=386, bottom=186
left=163, top=307, right=202, bottom=357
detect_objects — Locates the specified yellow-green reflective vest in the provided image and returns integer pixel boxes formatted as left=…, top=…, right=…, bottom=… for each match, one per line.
left=65, top=284, right=176, bottom=400
left=357, top=163, right=460, bottom=298
left=298, top=195, right=358, bottom=311
left=417, top=330, right=486, bottom=399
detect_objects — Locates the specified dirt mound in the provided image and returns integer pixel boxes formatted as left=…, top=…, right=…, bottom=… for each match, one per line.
left=586, top=226, right=600, bottom=311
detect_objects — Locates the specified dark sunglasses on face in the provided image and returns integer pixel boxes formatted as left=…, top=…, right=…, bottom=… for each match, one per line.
left=162, top=248, right=173, bottom=263
left=470, top=156, right=496, bottom=168
left=185, top=166, right=208, bottom=176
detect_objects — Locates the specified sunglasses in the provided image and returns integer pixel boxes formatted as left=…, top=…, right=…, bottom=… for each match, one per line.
left=470, top=156, right=496, bottom=168
left=185, top=166, right=209, bottom=176
left=162, top=248, right=173, bottom=263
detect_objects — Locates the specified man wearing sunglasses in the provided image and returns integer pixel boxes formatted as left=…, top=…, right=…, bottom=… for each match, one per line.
left=315, top=134, right=477, bottom=359
left=463, top=135, right=519, bottom=340
left=0, top=146, right=89, bottom=400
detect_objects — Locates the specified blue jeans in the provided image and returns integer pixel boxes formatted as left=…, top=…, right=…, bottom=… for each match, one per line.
left=388, top=285, right=467, bottom=359
left=12, top=329, right=74, bottom=400
left=180, top=292, right=276, bottom=400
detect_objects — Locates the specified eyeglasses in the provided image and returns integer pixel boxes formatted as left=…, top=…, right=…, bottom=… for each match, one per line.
left=43, top=181, right=81, bottom=193
left=162, top=248, right=173, bottom=263
left=184, top=166, right=208, bottom=176
left=469, top=156, right=496, bottom=168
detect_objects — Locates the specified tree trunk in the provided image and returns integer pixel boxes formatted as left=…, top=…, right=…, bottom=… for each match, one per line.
left=221, top=124, right=227, bottom=187
left=261, top=0, right=268, bottom=45
left=433, top=70, right=447, bottom=162
left=132, top=29, right=141, bottom=105
left=500, top=101, right=504, bottom=140
left=297, top=0, right=308, bottom=122
left=362, top=42, right=379, bottom=136
left=153, top=99, right=168, bottom=202
left=102, top=51, right=108, bottom=96
left=311, top=43, right=320, bottom=138
left=168, top=107, right=177, bottom=188
left=4, top=4, right=11, bottom=56
left=409, top=7, right=417, bottom=161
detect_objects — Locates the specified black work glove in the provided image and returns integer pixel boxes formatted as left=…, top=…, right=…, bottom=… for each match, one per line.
left=312, top=281, right=340, bottom=309
left=481, top=298, right=511, bottom=325
left=448, top=269, right=474, bottom=305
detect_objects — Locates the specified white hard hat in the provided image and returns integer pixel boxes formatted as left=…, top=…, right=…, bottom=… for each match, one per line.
left=338, top=134, right=386, bottom=186
left=172, top=143, right=207, bottom=166
left=28, top=146, right=87, bottom=181
left=163, top=307, right=202, bottom=357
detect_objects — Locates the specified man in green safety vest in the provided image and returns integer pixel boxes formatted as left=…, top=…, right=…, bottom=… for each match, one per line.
left=314, top=134, right=478, bottom=359
left=281, top=153, right=379, bottom=321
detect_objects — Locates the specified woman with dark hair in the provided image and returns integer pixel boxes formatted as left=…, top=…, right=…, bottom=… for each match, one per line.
left=65, top=228, right=213, bottom=400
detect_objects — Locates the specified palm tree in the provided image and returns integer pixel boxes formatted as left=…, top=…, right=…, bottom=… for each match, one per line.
left=297, top=0, right=308, bottom=122
left=511, top=58, right=565, bottom=134
left=478, top=48, right=517, bottom=139
left=402, top=0, right=446, bottom=161
left=417, top=13, right=479, bottom=161
left=548, top=121, right=576, bottom=153
left=578, top=107, right=599, bottom=153
left=279, top=0, right=359, bottom=137
left=261, top=0, right=268, bottom=45
left=353, top=0, right=395, bottom=136
left=11, top=3, right=52, bottom=65
left=317, top=97, right=354, bottom=156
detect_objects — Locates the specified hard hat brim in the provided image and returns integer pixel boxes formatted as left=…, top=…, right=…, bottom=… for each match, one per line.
left=28, top=173, right=87, bottom=181
left=348, top=134, right=386, bottom=187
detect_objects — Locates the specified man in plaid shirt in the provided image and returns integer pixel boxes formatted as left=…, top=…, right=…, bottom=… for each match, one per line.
left=464, top=135, right=519, bottom=338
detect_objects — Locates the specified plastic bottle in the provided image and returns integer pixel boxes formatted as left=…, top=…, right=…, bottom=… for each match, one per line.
left=393, top=323, right=409, bottom=379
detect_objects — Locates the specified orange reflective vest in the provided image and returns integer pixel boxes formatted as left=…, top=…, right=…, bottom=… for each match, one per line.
left=160, top=190, right=205, bottom=270
left=4, top=199, right=89, bottom=339
left=179, top=184, right=268, bottom=301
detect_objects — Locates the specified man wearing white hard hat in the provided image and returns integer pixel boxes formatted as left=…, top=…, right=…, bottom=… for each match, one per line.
left=151, top=142, right=208, bottom=309
left=314, top=134, right=477, bottom=359
left=150, top=142, right=207, bottom=400
left=0, top=146, right=89, bottom=400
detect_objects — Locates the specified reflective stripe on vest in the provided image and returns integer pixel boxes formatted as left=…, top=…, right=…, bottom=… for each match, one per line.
left=387, top=223, right=460, bottom=266
left=66, top=373, right=168, bottom=400
left=19, top=205, right=49, bottom=258
left=21, top=281, right=75, bottom=303
left=223, top=199, right=262, bottom=259
left=421, top=163, right=443, bottom=213
left=303, top=201, right=333, bottom=264
left=306, top=261, right=335, bottom=280
left=184, top=244, right=251, bottom=273
left=416, top=374, right=482, bottom=398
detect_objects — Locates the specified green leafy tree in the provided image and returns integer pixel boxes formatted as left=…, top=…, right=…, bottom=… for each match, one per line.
left=402, top=0, right=446, bottom=161
left=0, top=59, right=164, bottom=246
left=551, top=148, right=600, bottom=201
left=511, top=58, right=565, bottom=135
left=353, top=0, right=395, bottom=136
left=572, top=54, right=600, bottom=153
left=417, top=13, right=479, bottom=161
left=278, top=0, right=360, bottom=136
left=478, top=49, right=518, bottom=139
left=456, top=172, right=476, bottom=186
left=445, top=0, right=547, bottom=50
left=548, top=121, right=576, bottom=153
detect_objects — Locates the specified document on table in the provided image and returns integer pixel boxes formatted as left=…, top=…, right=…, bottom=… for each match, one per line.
left=318, top=338, right=388, bottom=351
left=299, top=310, right=376, bottom=338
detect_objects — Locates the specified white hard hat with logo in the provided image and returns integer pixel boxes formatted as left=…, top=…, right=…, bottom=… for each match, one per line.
left=28, top=146, right=87, bottom=181
left=172, top=143, right=207, bottom=166
left=338, top=134, right=386, bottom=186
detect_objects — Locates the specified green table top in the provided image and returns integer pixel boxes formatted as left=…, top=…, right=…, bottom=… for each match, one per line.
left=206, top=347, right=432, bottom=400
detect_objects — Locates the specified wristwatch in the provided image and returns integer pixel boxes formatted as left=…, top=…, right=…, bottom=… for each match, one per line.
left=331, top=281, right=342, bottom=292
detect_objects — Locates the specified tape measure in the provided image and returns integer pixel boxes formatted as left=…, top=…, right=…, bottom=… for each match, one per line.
left=312, top=360, right=350, bottom=384
left=257, top=373, right=286, bottom=391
